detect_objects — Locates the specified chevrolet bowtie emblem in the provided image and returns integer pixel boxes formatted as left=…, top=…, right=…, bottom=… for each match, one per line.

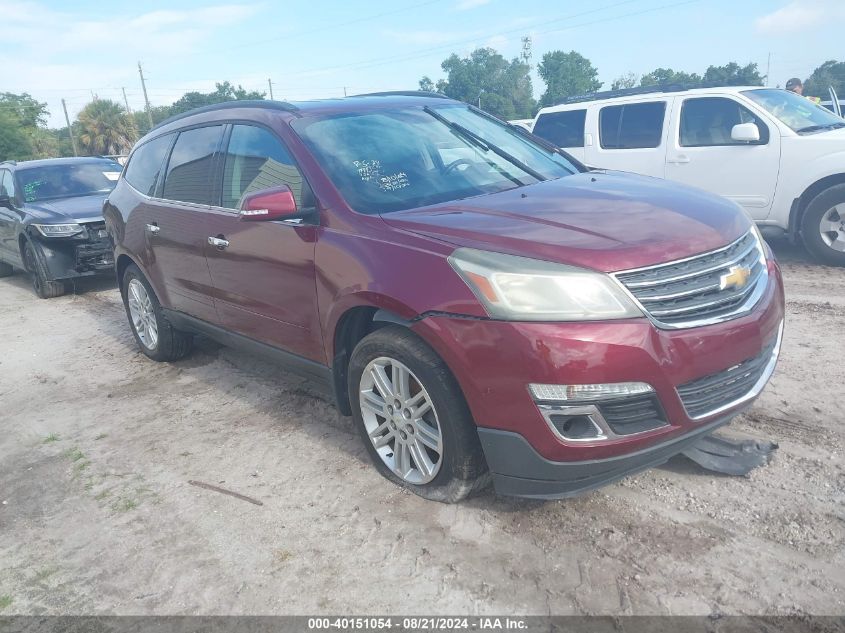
left=720, top=265, right=752, bottom=290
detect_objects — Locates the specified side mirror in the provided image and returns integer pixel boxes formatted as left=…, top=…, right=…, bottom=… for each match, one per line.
left=731, top=122, right=760, bottom=143
left=238, top=186, right=299, bottom=221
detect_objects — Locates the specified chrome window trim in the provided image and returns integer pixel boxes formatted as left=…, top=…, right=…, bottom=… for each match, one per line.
left=610, top=229, right=769, bottom=330
left=679, top=319, right=784, bottom=421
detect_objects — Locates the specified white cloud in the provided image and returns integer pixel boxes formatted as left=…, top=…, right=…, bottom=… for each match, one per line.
left=755, top=0, right=845, bottom=35
left=455, top=0, right=490, bottom=11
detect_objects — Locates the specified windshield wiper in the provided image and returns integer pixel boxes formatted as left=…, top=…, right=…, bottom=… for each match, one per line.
left=422, top=106, right=547, bottom=183
left=796, top=122, right=845, bottom=133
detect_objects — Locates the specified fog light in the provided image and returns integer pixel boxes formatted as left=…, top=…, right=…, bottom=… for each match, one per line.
left=529, top=382, right=654, bottom=403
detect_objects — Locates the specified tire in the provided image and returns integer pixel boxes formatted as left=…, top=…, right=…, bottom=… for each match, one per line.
left=121, top=264, right=193, bottom=362
left=801, top=184, right=845, bottom=266
left=347, top=325, right=489, bottom=503
left=0, top=261, right=13, bottom=278
left=23, top=241, right=66, bottom=299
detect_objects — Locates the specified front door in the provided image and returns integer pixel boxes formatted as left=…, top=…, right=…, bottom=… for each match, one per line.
left=0, top=170, right=22, bottom=265
left=665, top=96, right=781, bottom=220
left=203, top=123, right=323, bottom=363
left=585, top=100, right=670, bottom=177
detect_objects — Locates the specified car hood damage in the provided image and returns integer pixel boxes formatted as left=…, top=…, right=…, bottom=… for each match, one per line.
left=382, top=171, right=752, bottom=273
left=24, top=194, right=107, bottom=225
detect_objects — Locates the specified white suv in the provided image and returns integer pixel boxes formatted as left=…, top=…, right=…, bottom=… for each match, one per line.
left=532, top=86, right=845, bottom=265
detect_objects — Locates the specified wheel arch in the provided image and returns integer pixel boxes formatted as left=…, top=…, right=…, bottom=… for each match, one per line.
left=790, top=173, right=845, bottom=239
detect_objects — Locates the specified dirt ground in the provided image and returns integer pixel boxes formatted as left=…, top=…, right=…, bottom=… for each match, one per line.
left=0, top=239, right=843, bottom=617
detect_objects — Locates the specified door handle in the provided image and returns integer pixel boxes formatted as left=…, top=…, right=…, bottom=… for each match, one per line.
left=667, top=155, right=691, bottom=164
left=208, top=236, right=229, bottom=250
left=146, top=223, right=160, bottom=234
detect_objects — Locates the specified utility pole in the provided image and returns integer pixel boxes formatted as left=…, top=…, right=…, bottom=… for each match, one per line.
left=123, top=87, right=138, bottom=143
left=61, top=99, right=78, bottom=157
left=137, top=61, right=153, bottom=129
left=765, top=52, right=771, bottom=87
left=343, top=86, right=348, bottom=97
left=268, top=78, right=274, bottom=100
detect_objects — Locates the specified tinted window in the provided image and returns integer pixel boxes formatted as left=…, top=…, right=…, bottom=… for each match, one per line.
left=222, top=125, right=309, bottom=209
left=16, top=162, right=122, bottom=202
left=124, top=134, right=173, bottom=196
left=162, top=126, right=223, bottom=205
left=680, top=97, right=769, bottom=146
left=600, top=102, right=666, bottom=149
left=532, top=110, right=587, bottom=147
left=0, top=170, right=14, bottom=199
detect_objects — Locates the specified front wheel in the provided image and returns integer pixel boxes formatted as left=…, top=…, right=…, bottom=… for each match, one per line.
left=348, top=326, right=488, bottom=503
left=23, top=241, right=65, bottom=298
left=802, top=184, right=845, bottom=266
left=121, top=264, right=193, bottom=362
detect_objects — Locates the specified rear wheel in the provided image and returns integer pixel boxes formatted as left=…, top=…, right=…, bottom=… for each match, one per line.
left=0, top=261, right=13, bottom=278
left=121, top=264, right=193, bottom=361
left=802, top=184, right=845, bottom=266
left=23, top=241, right=66, bottom=298
left=348, top=326, right=488, bottom=503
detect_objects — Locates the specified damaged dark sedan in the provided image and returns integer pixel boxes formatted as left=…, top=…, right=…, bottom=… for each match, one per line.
left=0, top=157, right=120, bottom=298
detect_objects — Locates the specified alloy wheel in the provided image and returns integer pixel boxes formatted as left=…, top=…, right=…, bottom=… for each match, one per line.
left=819, top=205, right=845, bottom=253
left=127, top=278, right=159, bottom=350
left=359, top=357, right=443, bottom=484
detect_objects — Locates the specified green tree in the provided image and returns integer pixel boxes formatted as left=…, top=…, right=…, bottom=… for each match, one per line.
left=702, top=62, right=763, bottom=86
left=640, top=68, right=702, bottom=87
left=422, top=48, right=535, bottom=119
left=0, top=111, right=34, bottom=161
left=0, top=92, right=53, bottom=161
left=537, top=50, right=601, bottom=106
left=611, top=72, right=639, bottom=90
left=803, top=60, right=845, bottom=99
left=76, top=99, right=134, bottom=156
left=168, top=81, right=265, bottom=116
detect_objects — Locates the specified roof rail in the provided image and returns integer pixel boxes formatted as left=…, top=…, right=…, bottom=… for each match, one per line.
left=352, top=90, right=451, bottom=99
left=151, top=99, right=299, bottom=133
left=555, top=82, right=765, bottom=106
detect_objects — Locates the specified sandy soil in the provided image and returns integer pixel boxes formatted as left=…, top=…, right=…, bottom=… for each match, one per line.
left=0, top=239, right=842, bottom=616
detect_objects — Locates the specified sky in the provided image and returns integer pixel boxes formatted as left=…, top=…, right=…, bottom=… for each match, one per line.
left=1, top=0, right=843, bottom=127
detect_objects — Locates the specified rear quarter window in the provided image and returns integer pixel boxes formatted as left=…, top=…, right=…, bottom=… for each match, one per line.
left=600, top=102, right=666, bottom=149
left=124, top=134, right=174, bottom=196
left=532, top=109, right=587, bottom=147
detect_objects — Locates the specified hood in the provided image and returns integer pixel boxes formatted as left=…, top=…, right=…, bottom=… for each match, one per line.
left=382, top=171, right=751, bottom=272
left=24, top=194, right=107, bottom=224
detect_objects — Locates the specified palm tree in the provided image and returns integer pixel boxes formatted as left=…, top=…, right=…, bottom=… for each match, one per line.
left=76, top=99, right=134, bottom=156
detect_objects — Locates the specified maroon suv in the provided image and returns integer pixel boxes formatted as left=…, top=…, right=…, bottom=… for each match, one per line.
left=105, top=93, right=785, bottom=502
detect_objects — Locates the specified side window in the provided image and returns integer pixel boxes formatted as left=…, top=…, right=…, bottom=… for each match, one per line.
left=162, top=126, right=224, bottom=205
left=680, top=97, right=770, bottom=147
left=221, top=124, right=311, bottom=210
left=600, top=102, right=666, bottom=149
left=532, top=110, right=587, bottom=147
left=124, top=133, right=174, bottom=196
left=0, top=170, right=14, bottom=199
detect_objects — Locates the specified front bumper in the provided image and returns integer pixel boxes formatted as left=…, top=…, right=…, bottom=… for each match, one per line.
left=411, top=259, right=785, bottom=494
left=31, top=222, right=114, bottom=281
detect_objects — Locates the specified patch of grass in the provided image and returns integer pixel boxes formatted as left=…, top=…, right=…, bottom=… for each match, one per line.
left=94, top=489, right=111, bottom=501
left=112, top=498, right=138, bottom=512
left=64, top=448, right=85, bottom=462
left=94, top=433, right=107, bottom=440
left=73, top=460, right=90, bottom=474
left=34, top=567, right=59, bottom=582
left=43, top=434, right=60, bottom=443
left=273, top=549, right=293, bottom=564
left=0, top=595, right=11, bottom=610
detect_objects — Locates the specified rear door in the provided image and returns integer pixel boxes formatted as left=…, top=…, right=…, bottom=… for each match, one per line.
left=665, top=95, right=780, bottom=220
left=202, top=123, right=323, bottom=362
left=585, top=100, right=669, bottom=177
left=141, top=125, right=224, bottom=322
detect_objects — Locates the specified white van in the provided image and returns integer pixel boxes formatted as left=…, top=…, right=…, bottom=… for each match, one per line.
left=531, top=86, right=845, bottom=265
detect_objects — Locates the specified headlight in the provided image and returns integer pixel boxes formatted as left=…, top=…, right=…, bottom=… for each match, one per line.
left=32, top=223, right=83, bottom=237
left=448, top=248, right=643, bottom=321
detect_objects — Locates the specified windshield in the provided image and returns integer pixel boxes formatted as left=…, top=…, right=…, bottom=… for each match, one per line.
left=17, top=162, right=122, bottom=203
left=292, top=104, right=579, bottom=214
left=743, top=89, right=845, bottom=134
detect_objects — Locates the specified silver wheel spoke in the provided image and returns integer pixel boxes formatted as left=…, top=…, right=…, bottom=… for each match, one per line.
left=409, top=440, right=434, bottom=478
left=370, top=365, right=393, bottom=399
left=373, top=430, right=394, bottom=449
left=415, top=421, right=441, bottom=452
left=394, top=442, right=411, bottom=478
left=391, top=362, right=410, bottom=401
left=819, top=218, right=840, bottom=233
left=361, top=390, right=386, bottom=416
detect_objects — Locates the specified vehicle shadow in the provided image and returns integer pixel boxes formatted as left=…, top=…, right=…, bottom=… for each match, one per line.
left=765, top=236, right=817, bottom=265
left=0, top=269, right=117, bottom=297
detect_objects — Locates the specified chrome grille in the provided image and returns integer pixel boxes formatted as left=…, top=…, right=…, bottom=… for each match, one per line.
left=677, top=329, right=780, bottom=419
left=613, top=230, right=768, bottom=328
